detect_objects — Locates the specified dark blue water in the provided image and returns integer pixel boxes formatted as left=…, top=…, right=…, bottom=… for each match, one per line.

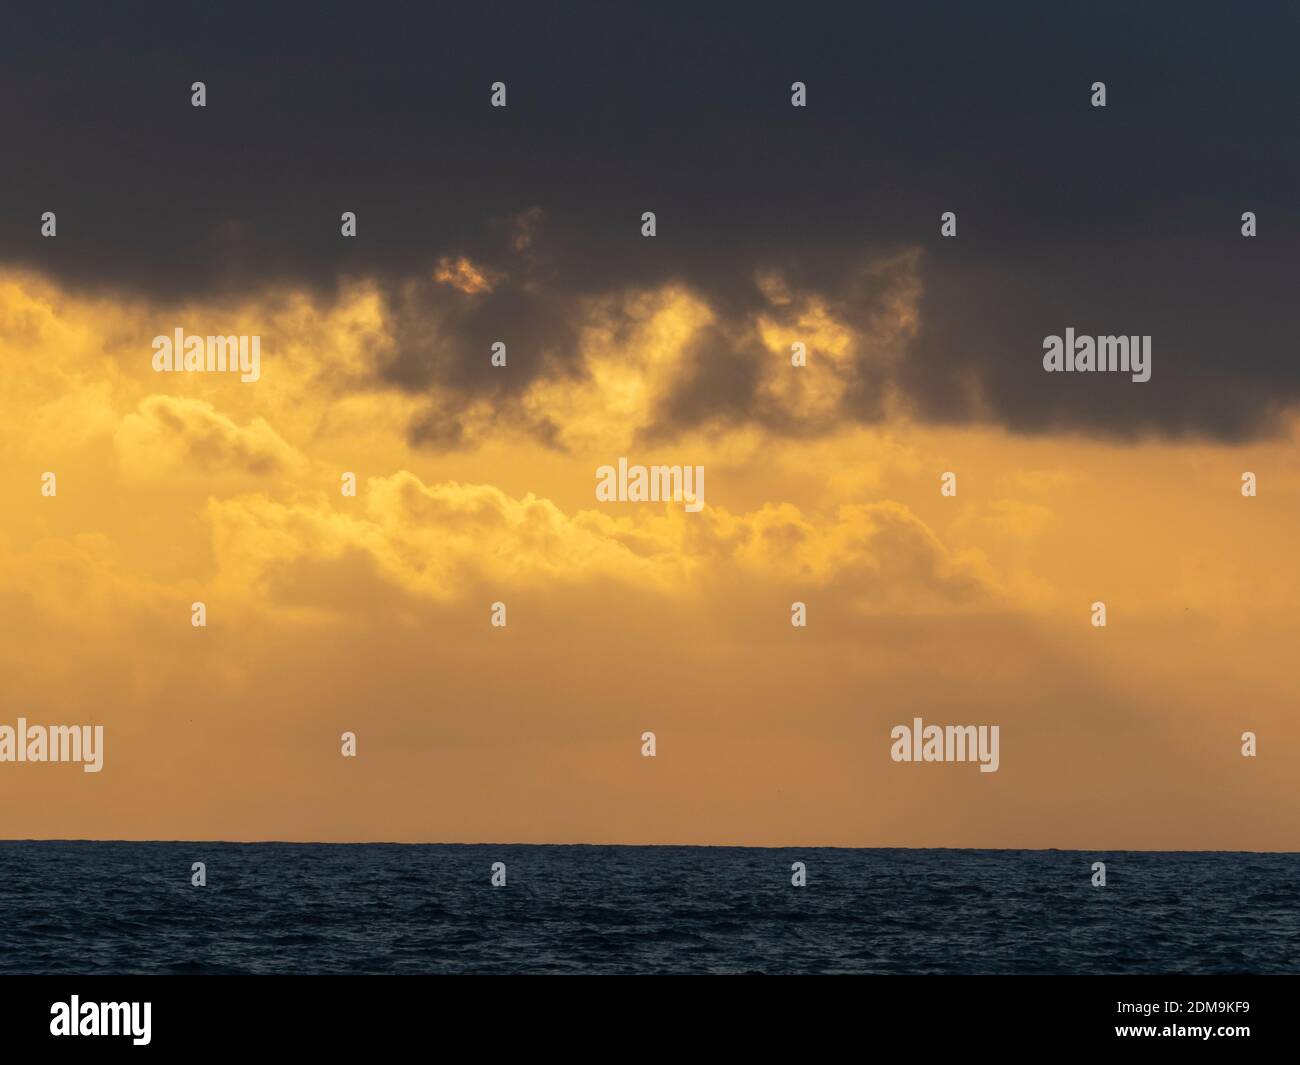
left=1, top=842, right=1296, bottom=974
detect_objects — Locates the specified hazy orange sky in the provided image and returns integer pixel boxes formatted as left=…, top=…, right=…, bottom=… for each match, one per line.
left=1, top=258, right=1297, bottom=849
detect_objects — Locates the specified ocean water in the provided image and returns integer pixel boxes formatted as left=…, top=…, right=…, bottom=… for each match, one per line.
left=0, top=842, right=1295, bottom=974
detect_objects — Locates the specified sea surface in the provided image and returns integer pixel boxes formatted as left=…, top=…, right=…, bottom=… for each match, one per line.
left=0, top=842, right=1295, bottom=974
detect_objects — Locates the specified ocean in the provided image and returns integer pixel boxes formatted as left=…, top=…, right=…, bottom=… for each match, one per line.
left=1, top=842, right=1295, bottom=974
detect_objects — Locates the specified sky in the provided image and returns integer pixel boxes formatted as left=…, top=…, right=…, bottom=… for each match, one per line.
left=1, top=3, right=1298, bottom=847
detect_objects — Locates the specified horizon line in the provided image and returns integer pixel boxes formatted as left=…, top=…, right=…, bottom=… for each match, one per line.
left=3, top=838, right=1297, bottom=855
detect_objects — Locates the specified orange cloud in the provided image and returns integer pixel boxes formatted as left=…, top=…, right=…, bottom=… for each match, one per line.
left=1, top=269, right=1298, bottom=850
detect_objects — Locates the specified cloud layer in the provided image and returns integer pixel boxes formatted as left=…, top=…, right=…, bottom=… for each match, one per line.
left=4, top=4, right=1300, bottom=440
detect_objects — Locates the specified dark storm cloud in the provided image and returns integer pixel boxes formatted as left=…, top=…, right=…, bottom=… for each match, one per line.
left=3, top=1, right=1300, bottom=442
